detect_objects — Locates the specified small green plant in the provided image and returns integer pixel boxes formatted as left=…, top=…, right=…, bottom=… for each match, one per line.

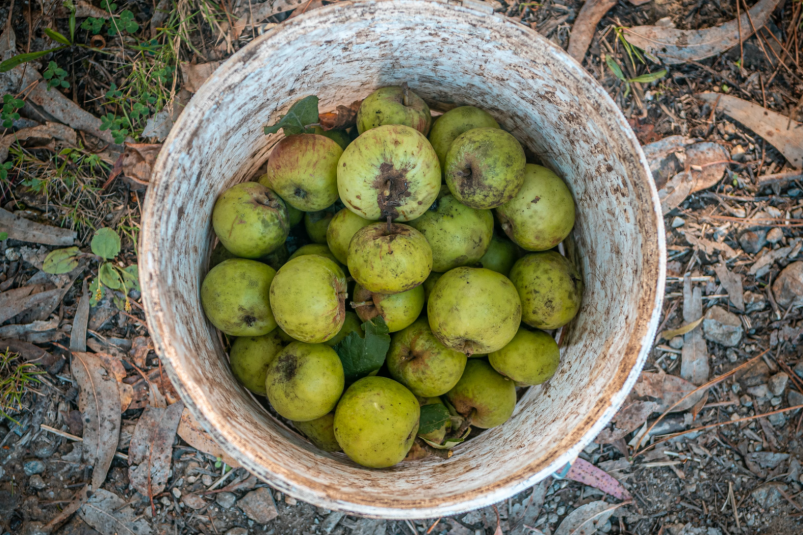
left=108, top=10, right=140, bottom=35
left=604, top=55, right=667, bottom=98
left=0, top=161, right=13, bottom=181
left=0, top=349, right=44, bottom=425
left=2, top=94, right=24, bottom=128
left=43, top=61, right=69, bottom=90
left=81, top=17, right=106, bottom=35
left=0, top=232, right=8, bottom=240
left=99, top=113, right=130, bottom=144
left=43, top=227, right=139, bottom=311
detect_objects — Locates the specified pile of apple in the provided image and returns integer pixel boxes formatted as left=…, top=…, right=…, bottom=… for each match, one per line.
left=200, top=85, right=582, bottom=468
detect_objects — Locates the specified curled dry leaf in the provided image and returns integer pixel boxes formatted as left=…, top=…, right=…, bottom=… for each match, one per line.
left=105, top=143, right=162, bottom=190
left=0, top=338, right=62, bottom=368
left=181, top=61, right=221, bottom=93
left=0, top=207, right=77, bottom=246
left=0, top=318, right=60, bottom=343
left=79, top=488, right=153, bottom=535
left=715, top=262, right=745, bottom=311
left=130, top=336, right=153, bottom=368
left=697, top=92, right=803, bottom=169
left=683, top=232, right=738, bottom=259
left=565, top=458, right=632, bottom=501
left=681, top=277, right=709, bottom=386
left=567, top=0, right=617, bottom=62
left=128, top=400, right=185, bottom=497
left=660, top=316, right=703, bottom=340
left=319, top=101, right=361, bottom=131
left=633, top=372, right=699, bottom=413
left=177, top=408, right=241, bottom=468
left=0, top=285, right=62, bottom=324
left=0, top=122, right=77, bottom=163
left=554, top=500, right=626, bottom=535
left=623, top=0, right=781, bottom=64
left=653, top=141, right=729, bottom=213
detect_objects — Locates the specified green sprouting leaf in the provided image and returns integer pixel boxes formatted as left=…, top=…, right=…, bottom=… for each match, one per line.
left=43, top=247, right=80, bottom=274
left=0, top=232, right=6, bottom=240
left=334, top=316, right=391, bottom=382
left=44, top=28, right=71, bottom=46
left=100, top=0, right=118, bottom=11
left=81, top=17, right=105, bottom=35
left=99, top=262, right=122, bottom=289
left=122, top=264, right=140, bottom=293
left=89, top=278, right=104, bottom=306
left=91, top=227, right=121, bottom=259
left=264, top=95, right=319, bottom=137
left=629, top=69, right=668, bottom=84
left=604, top=55, right=626, bottom=82
left=69, top=8, right=76, bottom=42
left=0, top=47, right=67, bottom=73
left=111, top=128, right=128, bottom=144
left=112, top=295, right=127, bottom=310
left=418, top=403, right=451, bottom=436
left=119, top=10, right=139, bottom=33
left=43, top=61, right=69, bottom=91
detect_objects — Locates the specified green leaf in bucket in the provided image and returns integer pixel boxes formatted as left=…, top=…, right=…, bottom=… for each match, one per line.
left=264, top=95, right=319, bottom=137
left=334, top=316, right=390, bottom=382
left=418, top=403, right=451, bottom=436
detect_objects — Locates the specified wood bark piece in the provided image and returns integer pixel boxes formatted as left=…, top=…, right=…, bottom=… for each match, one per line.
left=0, top=208, right=77, bottom=246
left=697, top=92, right=803, bottom=169
left=128, top=401, right=185, bottom=497
left=624, top=0, right=782, bottom=64
left=69, top=279, right=90, bottom=352
left=567, top=0, right=617, bottom=62
left=681, top=276, right=709, bottom=386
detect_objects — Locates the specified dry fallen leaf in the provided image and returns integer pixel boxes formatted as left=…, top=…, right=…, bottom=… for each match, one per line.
left=319, top=101, right=361, bottom=131
left=623, top=0, right=781, bottom=64
left=79, top=488, right=153, bottom=535
left=128, top=401, right=184, bottom=497
left=0, top=338, right=62, bottom=368
left=130, top=336, right=153, bottom=368
left=0, top=207, right=77, bottom=246
left=565, top=458, right=632, bottom=501
left=181, top=61, right=222, bottom=93
left=634, top=372, right=700, bottom=413
left=697, top=92, right=803, bottom=169
left=177, top=408, right=241, bottom=468
left=554, top=500, right=625, bottom=535
left=105, top=143, right=162, bottom=190
left=660, top=316, right=703, bottom=340
left=715, top=262, right=745, bottom=311
left=681, top=277, right=709, bottom=386
left=0, top=122, right=77, bottom=163
left=0, top=286, right=62, bottom=324
left=69, top=279, right=90, bottom=352
left=567, top=0, right=617, bottom=62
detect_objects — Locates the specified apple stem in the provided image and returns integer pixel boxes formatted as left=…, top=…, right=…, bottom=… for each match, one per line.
left=417, top=439, right=453, bottom=460
left=452, top=409, right=475, bottom=439
left=350, top=301, right=372, bottom=308
left=402, top=82, right=410, bottom=106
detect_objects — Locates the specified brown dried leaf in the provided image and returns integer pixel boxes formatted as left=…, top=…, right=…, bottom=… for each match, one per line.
left=0, top=208, right=77, bottom=246
left=128, top=401, right=184, bottom=497
left=681, top=277, right=709, bottom=386
left=71, top=351, right=122, bottom=489
left=181, top=62, right=221, bottom=93
left=0, top=338, right=61, bottom=368
left=554, top=501, right=623, bottom=535
left=715, top=262, right=745, bottom=312
left=611, top=400, right=660, bottom=434
left=660, top=316, right=703, bottom=340
left=79, top=488, right=153, bottom=535
left=130, top=336, right=153, bottom=368
left=567, top=0, right=617, bottom=62
left=0, top=286, right=61, bottom=324
left=697, top=92, right=803, bottom=170
left=623, top=0, right=781, bottom=64
left=683, top=232, right=738, bottom=259
left=633, top=372, right=699, bottom=413
left=319, top=101, right=360, bottom=131
left=121, top=143, right=161, bottom=186
left=177, top=408, right=241, bottom=468
left=0, top=122, right=77, bottom=163
left=565, top=458, right=632, bottom=500
left=69, top=279, right=90, bottom=352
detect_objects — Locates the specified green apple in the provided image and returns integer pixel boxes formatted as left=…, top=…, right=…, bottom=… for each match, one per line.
left=311, top=126, right=351, bottom=150
left=477, top=235, right=517, bottom=276
left=211, top=182, right=289, bottom=258
left=444, top=128, right=525, bottom=209
left=229, top=331, right=285, bottom=396
left=489, top=328, right=560, bottom=386
left=496, top=164, right=575, bottom=251
left=262, top=134, right=343, bottom=211
left=201, top=259, right=277, bottom=336
left=334, top=376, right=420, bottom=468
left=422, top=271, right=443, bottom=301
left=269, top=255, right=347, bottom=343
left=509, top=252, right=583, bottom=330
left=288, top=244, right=341, bottom=267
left=348, top=222, right=432, bottom=294
left=408, top=195, right=493, bottom=272
left=352, top=283, right=424, bottom=333
left=428, top=267, right=521, bottom=355
left=257, top=179, right=303, bottom=226
left=324, top=311, right=363, bottom=347
left=387, top=318, right=467, bottom=397
left=337, top=125, right=440, bottom=221
left=304, top=210, right=334, bottom=244
left=356, top=86, right=432, bottom=135
left=294, top=413, right=341, bottom=452
left=428, top=106, right=500, bottom=167
left=326, top=208, right=372, bottom=264
left=210, top=242, right=288, bottom=271
left=265, top=341, right=344, bottom=421
left=446, top=359, right=516, bottom=429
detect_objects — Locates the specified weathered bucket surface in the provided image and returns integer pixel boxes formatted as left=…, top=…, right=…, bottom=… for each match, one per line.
left=141, top=0, right=666, bottom=518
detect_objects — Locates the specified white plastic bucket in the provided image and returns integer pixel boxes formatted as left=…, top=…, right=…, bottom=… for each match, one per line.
left=141, top=0, right=666, bottom=518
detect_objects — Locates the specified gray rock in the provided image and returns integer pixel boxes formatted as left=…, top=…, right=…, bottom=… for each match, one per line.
left=744, top=291, right=767, bottom=312
left=351, top=518, right=387, bottom=535
left=739, top=228, right=768, bottom=254
left=225, top=529, right=248, bottom=535
left=769, top=372, right=789, bottom=396
left=671, top=217, right=685, bottom=228
left=795, top=362, right=803, bottom=379
left=669, top=336, right=684, bottom=349
left=22, top=521, right=47, bottom=535
left=28, top=475, right=46, bottom=490
left=751, top=483, right=788, bottom=508
left=767, top=228, right=784, bottom=244
left=23, top=460, right=45, bottom=476
left=740, top=395, right=753, bottom=407
left=747, top=384, right=769, bottom=399
left=321, top=512, right=345, bottom=534
left=773, top=261, right=803, bottom=308
left=789, top=389, right=803, bottom=408
left=702, top=306, right=743, bottom=347
left=746, top=452, right=789, bottom=469
left=768, top=412, right=786, bottom=426
left=238, top=487, right=278, bottom=524
left=216, top=491, right=236, bottom=509
left=0, top=466, right=5, bottom=480
left=771, top=396, right=782, bottom=406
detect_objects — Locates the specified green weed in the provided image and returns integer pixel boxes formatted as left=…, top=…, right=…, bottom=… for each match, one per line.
left=0, top=349, right=44, bottom=425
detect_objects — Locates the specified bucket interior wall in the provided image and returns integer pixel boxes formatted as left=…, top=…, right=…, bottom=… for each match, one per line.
left=141, top=0, right=664, bottom=517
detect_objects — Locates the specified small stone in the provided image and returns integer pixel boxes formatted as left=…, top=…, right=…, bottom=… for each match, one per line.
left=556, top=506, right=566, bottom=515
left=789, top=188, right=801, bottom=197
left=202, top=474, right=213, bottom=487
left=238, top=488, right=278, bottom=524
left=731, top=145, right=746, bottom=161
left=172, top=488, right=182, bottom=499
left=726, top=348, right=739, bottom=363
left=22, top=521, right=47, bottom=535
left=182, top=493, right=207, bottom=510
left=216, top=492, right=237, bottom=509
left=4, top=248, right=20, bottom=261
left=321, top=512, right=345, bottom=534
left=187, top=476, right=198, bottom=484
left=740, top=395, right=753, bottom=407
left=739, top=227, right=768, bottom=254
left=795, top=362, right=803, bottom=379
left=744, top=291, right=767, bottom=312
left=752, top=483, right=787, bottom=508
left=702, top=306, right=743, bottom=347
left=747, top=384, right=769, bottom=399
left=28, top=475, right=46, bottom=490
left=774, top=262, right=803, bottom=308
left=765, top=206, right=783, bottom=219
left=669, top=336, right=684, bottom=349
left=284, top=495, right=297, bottom=506
left=768, top=372, right=789, bottom=396
left=766, top=228, right=784, bottom=244
left=732, top=383, right=741, bottom=394
left=23, top=460, right=45, bottom=476
left=789, top=390, right=803, bottom=409
left=771, top=396, right=782, bottom=407
left=768, top=412, right=786, bottom=426
left=225, top=529, right=249, bottom=535
left=671, top=217, right=685, bottom=228
left=548, top=513, right=559, bottom=524
left=0, top=466, right=5, bottom=480
left=160, top=496, right=171, bottom=506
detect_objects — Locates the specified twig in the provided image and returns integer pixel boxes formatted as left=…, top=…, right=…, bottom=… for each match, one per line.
left=207, top=465, right=237, bottom=491
left=40, top=424, right=128, bottom=460
left=736, top=0, right=743, bottom=68
left=426, top=518, right=442, bottom=534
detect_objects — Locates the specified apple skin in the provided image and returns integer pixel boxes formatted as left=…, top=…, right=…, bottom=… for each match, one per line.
left=263, top=134, right=343, bottom=212
left=408, top=195, right=493, bottom=272
left=489, top=327, right=560, bottom=385
left=427, top=267, right=521, bottom=355
left=269, top=255, right=347, bottom=343
left=347, top=222, right=432, bottom=294
left=387, top=318, right=467, bottom=397
left=294, top=413, right=341, bottom=452
left=428, top=106, right=500, bottom=168
left=509, top=252, right=583, bottom=330
left=333, top=376, right=420, bottom=468
left=357, top=86, right=432, bottom=135
left=201, top=259, right=277, bottom=337
left=326, top=208, right=372, bottom=265
left=211, top=182, right=289, bottom=258
left=229, top=331, right=286, bottom=396
left=304, top=210, right=334, bottom=245
left=444, top=127, right=526, bottom=209
left=287, top=244, right=342, bottom=268
left=352, top=284, right=425, bottom=333
left=337, top=125, right=440, bottom=222
left=446, top=359, right=516, bottom=429
left=496, top=164, right=575, bottom=251
left=477, top=235, right=518, bottom=276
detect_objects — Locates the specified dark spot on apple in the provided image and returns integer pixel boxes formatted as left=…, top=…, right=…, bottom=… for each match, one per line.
left=531, top=196, right=541, bottom=204
left=242, top=314, right=256, bottom=326
left=274, top=353, right=299, bottom=383
left=294, top=187, right=307, bottom=199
